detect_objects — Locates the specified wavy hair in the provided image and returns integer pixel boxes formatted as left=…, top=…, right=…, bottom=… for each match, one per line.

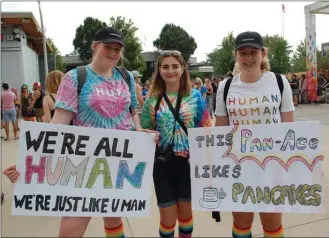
left=46, top=70, right=64, bottom=94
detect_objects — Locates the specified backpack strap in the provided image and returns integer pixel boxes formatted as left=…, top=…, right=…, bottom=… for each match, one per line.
left=115, top=66, right=131, bottom=91
left=70, top=66, right=86, bottom=126
left=77, top=66, right=87, bottom=95
left=114, top=66, right=133, bottom=114
left=223, top=77, right=233, bottom=113
left=275, top=74, right=284, bottom=110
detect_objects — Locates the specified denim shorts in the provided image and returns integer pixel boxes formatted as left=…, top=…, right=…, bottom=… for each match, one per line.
left=3, top=109, right=17, bottom=123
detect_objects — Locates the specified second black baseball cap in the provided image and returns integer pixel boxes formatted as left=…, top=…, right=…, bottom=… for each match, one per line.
left=235, top=31, right=264, bottom=51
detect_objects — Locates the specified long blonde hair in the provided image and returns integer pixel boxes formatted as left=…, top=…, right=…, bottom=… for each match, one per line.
left=46, top=70, right=64, bottom=94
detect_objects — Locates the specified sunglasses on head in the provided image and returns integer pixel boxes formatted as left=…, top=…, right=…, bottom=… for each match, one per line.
left=160, top=50, right=182, bottom=56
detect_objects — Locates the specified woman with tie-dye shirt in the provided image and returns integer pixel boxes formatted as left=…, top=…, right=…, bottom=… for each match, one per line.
left=141, top=50, right=212, bottom=238
left=3, top=26, right=156, bottom=238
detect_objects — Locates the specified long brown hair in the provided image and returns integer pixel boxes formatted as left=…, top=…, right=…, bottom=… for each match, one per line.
left=149, top=52, right=192, bottom=97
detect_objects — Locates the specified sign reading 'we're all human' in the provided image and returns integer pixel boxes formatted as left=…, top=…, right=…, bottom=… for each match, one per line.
left=11, top=121, right=156, bottom=217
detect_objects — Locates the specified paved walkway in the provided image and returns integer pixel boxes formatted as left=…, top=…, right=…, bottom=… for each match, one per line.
left=1, top=104, right=329, bottom=237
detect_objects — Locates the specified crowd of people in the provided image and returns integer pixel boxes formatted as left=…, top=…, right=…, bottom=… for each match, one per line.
left=1, top=70, right=65, bottom=140
left=0, top=27, right=320, bottom=238
left=285, top=71, right=328, bottom=106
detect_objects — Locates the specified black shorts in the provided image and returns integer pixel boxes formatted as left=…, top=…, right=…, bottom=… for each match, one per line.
left=153, top=155, right=191, bottom=208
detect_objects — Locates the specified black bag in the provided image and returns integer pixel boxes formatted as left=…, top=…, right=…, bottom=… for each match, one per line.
left=154, top=93, right=187, bottom=162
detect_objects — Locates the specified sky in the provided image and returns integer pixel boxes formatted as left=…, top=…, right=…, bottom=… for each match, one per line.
left=2, top=1, right=329, bottom=62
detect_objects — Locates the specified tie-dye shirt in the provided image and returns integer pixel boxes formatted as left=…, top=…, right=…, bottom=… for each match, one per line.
left=141, top=89, right=212, bottom=158
left=55, top=65, right=137, bottom=130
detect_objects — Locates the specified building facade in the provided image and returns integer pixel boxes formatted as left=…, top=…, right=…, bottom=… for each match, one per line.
left=322, top=42, right=329, bottom=57
left=1, top=12, right=54, bottom=91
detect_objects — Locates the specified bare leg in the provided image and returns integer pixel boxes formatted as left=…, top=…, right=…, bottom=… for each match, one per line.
left=58, top=217, right=91, bottom=237
left=232, top=212, right=254, bottom=237
left=103, top=217, right=124, bottom=237
left=260, top=212, right=283, bottom=237
left=159, top=204, right=178, bottom=237
left=5, top=122, right=10, bottom=140
left=12, top=121, right=18, bottom=139
left=177, top=201, right=193, bottom=237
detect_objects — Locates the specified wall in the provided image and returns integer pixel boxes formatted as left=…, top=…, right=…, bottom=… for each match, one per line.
left=21, top=43, right=40, bottom=90
left=1, top=27, right=24, bottom=90
left=38, top=54, right=56, bottom=88
left=1, top=50, right=24, bottom=90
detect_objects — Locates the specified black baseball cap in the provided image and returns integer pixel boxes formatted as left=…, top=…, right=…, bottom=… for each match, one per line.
left=94, top=27, right=125, bottom=47
left=235, top=31, right=264, bottom=51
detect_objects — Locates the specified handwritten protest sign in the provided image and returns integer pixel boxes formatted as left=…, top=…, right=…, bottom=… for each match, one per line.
left=12, top=121, right=156, bottom=217
left=188, top=121, right=325, bottom=213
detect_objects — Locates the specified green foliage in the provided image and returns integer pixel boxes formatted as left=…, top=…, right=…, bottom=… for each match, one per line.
left=109, top=16, right=146, bottom=73
left=206, top=32, right=235, bottom=76
left=72, top=16, right=145, bottom=73
left=153, top=23, right=197, bottom=62
left=207, top=33, right=293, bottom=75
left=47, top=38, right=66, bottom=72
left=73, top=17, right=106, bottom=63
left=263, top=34, right=292, bottom=74
left=290, top=40, right=329, bottom=72
left=189, top=71, right=206, bottom=80
left=290, top=40, right=306, bottom=72
left=318, top=54, right=329, bottom=70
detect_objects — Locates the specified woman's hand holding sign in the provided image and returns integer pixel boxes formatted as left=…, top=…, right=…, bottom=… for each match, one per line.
left=136, top=127, right=160, bottom=145
left=3, top=164, right=20, bottom=183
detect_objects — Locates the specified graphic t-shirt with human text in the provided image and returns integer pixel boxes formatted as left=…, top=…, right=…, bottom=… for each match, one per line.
left=215, top=72, right=295, bottom=125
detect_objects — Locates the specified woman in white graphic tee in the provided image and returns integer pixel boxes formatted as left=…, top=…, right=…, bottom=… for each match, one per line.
left=215, top=31, right=295, bottom=238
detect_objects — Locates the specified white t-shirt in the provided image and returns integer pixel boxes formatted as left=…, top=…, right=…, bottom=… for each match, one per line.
left=215, top=72, right=295, bottom=125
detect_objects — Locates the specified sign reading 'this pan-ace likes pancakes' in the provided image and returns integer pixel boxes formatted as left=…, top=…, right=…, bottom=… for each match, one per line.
left=11, top=121, right=156, bottom=217
left=188, top=121, right=325, bottom=213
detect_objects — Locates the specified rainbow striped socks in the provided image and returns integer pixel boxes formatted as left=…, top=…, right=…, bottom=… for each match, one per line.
left=263, top=225, right=284, bottom=237
left=178, top=216, right=193, bottom=238
left=159, top=222, right=175, bottom=237
left=232, top=223, right=252, bottom=238
left=104, top=223, right=125, bottom=238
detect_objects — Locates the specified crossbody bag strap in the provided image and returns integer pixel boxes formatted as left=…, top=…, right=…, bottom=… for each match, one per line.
left=163, top=93, right=188, bottom=136
left=154, top=94, right=176, bottom=145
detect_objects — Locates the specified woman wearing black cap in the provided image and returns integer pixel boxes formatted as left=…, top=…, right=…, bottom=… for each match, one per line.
left=215, top=31, right=295, bottom=238
left=3, top=26, right=157, bottom=237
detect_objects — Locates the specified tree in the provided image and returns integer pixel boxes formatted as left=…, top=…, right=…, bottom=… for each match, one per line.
left=290, top=40, right=329, bottom=72
left=206, top=32, right=235, bottom=76
left=290, top=40, right=306, bottom=72
left=263, top=34, right=292, bottom=74
left=47, top=38, right=66, bottom=72
left=108, top=16, right=146, bottom=75
left=73, top=17, right=105, bottom=63
left=317, top=52, right=329, bottom=71
left=153, top=23, right=197, bottom=62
